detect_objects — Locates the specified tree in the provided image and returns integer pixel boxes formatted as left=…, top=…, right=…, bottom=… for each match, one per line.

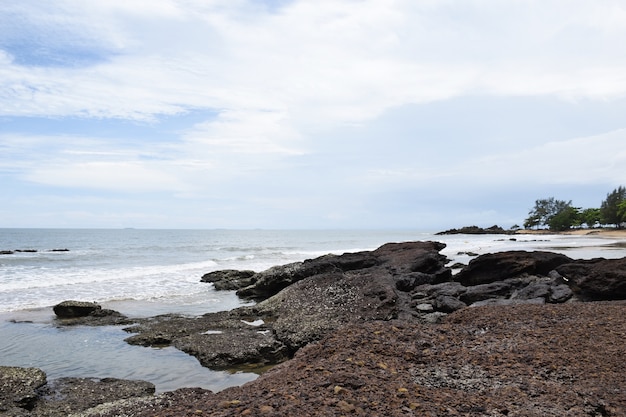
left=600, top=186, right=626, bottom=228
left=524, top=197, right=573, bottom=229
left=548, top=206, right=580, bottom=231
left=580, top=208, right=601, bottom=228
left=618, top=200, right=626, bottom=225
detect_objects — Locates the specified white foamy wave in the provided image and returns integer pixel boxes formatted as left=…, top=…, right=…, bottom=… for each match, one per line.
left=0, top=259, right=221, bottom=312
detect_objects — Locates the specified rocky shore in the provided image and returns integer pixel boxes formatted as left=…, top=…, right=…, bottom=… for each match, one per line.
left=2, top=240, right=625, bottom=416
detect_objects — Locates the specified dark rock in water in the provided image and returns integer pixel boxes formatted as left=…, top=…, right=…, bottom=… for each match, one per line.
left=53, top=300, right=102, bottom=318
left=32, top=377, right=155, bottom=416
left=0, top=366, right=154, bottom=417
left=436, top=225, right=514, bottom=235
left=49, top=248, right=70, bottom=252
left=201, top=269, right=256, bottom=291
left=0, top=366, right=47, bottom=413
left=455, top=251, right=573, bottom=286
left=556, top=257, right=626, bottom=300
left=125, top=310, right=290, bottom=369
left=53, top=301, right=131, bottom=326
left=0, top=250, right=14, bottom=255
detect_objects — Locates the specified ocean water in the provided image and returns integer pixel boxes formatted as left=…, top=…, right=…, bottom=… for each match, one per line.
left=1, top=228, right=625, bottom=393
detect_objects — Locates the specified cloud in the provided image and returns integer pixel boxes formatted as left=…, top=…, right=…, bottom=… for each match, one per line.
left=3, top=0, right=626, bottom=121
left=2, top=1, right=626, bottom=228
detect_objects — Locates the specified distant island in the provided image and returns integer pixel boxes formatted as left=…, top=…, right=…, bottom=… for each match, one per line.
left=435, top=225, right=516, bottom=235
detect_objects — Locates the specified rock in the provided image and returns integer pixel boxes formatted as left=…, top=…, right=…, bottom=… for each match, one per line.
left=53, top=300, right=102, bottom=318
left=418, top=281, right=467, bottom=298
left=33, top=377, right=155, bottom=416
left=556, top=257, right=626, bottom=300
left=175, top=328, right=289, bottom=370
left=434, top=295, right=467, bottom=313
left=125, top=242, right=452, bottom=369
left=125, top=310, right=290, bottom=369
left=510, top=278, right=574, bottom=304
left=460, top=282, right=513, bottom=304
left=512, top=281, right=552, bottom=300
left=53, top=301, right=131, bottom=326
left=395, top=272, right=436, bottom=292
left=236, top=241, right=449, bottom=301
left=422, top=311, right=448, bottom=323
left=0, top=366, right=47, bottom=414
left=436, top=225, right=514, bottom=235
left=235, top=258, right=347, bottom=300
left=0, top=250, right=14, bottom=255
left=415, top=303, right=434, bottom=312
left=201, top=269, right=256, bottom=291
left=455, top=251, right=573, bottom=286
left=549, top=283, right=573, bottom=303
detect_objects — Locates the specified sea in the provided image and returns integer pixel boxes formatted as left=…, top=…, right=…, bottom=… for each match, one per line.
left=1, top=228, right=625, bottom=393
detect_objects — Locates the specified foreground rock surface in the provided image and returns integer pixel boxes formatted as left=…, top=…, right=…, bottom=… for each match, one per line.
left=83, top=301, right=626, bottom=416
left=0, top=367, right=154, bottom=417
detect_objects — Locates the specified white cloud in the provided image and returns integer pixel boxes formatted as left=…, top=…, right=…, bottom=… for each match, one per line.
left=2, top=0, right=626, bottom=227
left=24, top=161, right=186, bottom=192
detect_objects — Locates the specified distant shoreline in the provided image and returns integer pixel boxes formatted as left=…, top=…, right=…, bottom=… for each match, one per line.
left=517, top=228, right=626, bottom=238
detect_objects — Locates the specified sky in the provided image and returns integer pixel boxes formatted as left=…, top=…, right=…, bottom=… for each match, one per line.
left=1, top=0, right=626, bottom=230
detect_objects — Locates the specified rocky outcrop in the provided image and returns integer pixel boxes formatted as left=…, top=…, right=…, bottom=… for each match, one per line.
left=436, top=225, right=515, bottom=235
left=201, top=269, right=256, bottom=291
left=53, top=301, right=132, bottom=326
left=0, top=366, right=154, bottom=417
left=454, top=251, right=573, bottom=286
left=223, top=242, right=451, bottom=300
left=556, top=257, right=626, bottom=300
left=126, top=241, right=451, bottom=368
left=53, top=301, right=101, bottom=318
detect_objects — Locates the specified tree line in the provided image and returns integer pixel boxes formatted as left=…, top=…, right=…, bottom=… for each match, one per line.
left=523, top=186, right=626, bottom=231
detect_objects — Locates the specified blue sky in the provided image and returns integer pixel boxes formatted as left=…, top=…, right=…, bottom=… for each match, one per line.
left=2, top=0, right=626, bottom=229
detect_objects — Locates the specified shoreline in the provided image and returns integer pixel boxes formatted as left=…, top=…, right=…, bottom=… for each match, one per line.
left=516, top=227, right=626, bottom=238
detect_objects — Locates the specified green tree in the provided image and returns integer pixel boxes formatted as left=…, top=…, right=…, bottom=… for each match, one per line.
left=618, top=200, right=626, bottom=224
left=600, top=186, right=626, bottom=228
left=524, top=197, right=572, bottom=229
left=548, top=206, right=580, bottom=231
left=580, top=208, right=601, bottom=228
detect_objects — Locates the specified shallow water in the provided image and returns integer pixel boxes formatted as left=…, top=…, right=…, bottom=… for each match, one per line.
left=0, top=310, right=257, bottom=393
